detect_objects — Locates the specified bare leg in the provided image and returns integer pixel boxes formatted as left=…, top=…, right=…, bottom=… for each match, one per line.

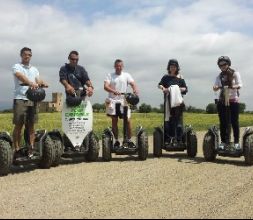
left=13, top=124, right=23, bottom=151
left=26, top=123, right=35, bottom=148
left=127, top=119, right=132, bottom=140
left=112, top=116, right=119, bottom=140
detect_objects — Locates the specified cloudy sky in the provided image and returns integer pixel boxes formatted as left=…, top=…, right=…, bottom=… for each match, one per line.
left=0, top=0, right=253, bottom=110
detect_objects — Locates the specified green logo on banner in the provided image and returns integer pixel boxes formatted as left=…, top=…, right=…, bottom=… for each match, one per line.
left=65, top=103, right=90, bottom=118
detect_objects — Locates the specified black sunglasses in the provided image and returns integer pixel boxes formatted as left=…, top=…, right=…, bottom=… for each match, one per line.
left=70, top=58, right=79, bottom=61
left=219, top=63, right=228, bottom=67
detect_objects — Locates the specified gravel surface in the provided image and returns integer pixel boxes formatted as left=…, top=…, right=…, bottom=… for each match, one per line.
left=1, top=129, right=253, bottom=219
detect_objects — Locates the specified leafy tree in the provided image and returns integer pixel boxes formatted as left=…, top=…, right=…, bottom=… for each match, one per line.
left=206, top=103, right=218, bottom=114
left=239, top=103, right=246, bottom=114
left=139, top=103, right=152, bottom=113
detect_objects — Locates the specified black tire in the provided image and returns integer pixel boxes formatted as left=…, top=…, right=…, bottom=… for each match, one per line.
left=52, top=136, right=63, bottom=167
left=203, top=132, right=217, bottom=162
left=153, top=129, right=163, bottom=157
left=39, top=136, right=55, bottom=169
left=187, top=132, right=198, bottom=158
left=244, top=134, right=253, bottom=166
left=102, top=135, right=112, bottom=162
left=138, top=131, right=149, bottom=161
left=85, top=132, right=100, bottom=162
left=0, top=140, right=12, bottom=176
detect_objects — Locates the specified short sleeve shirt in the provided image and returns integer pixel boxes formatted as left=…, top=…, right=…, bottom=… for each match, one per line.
left=159, top=74, right=188, bottom=95
left=105, top=72, right=134, bottom=99
left=12, top=63, right=39, bottom=100
left=214, top=71, right=243, bottom=100
left=59, top=64, right=90, bottom=90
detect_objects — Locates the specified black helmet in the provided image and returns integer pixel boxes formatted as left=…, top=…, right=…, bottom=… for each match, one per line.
left=167, top=59, right=180, bottom=70
left=66, top=95, right=82, bottom=107
left=125, top=93, right=139, bottom=106
left=66, top=89, right=86, bottom=107
left=217, top=56, right=231, bottom=66
left=26, top=87, right=46, bottom=102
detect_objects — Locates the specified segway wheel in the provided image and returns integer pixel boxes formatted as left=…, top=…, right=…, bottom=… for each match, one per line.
left=0, top=139, right=12, bottom=176
left=244, top=134, right=253, bottom=166
left=138, top=131, right=149, bottom=161
left=39, top=136, right=55, bottom=169
left=102, top=134, right=112, bottom=162
left=187, top=131, right=198, bottom=158
left=203, top=132, right=217, bottom=162
left=52, top=136, right=63, bottom=167
left=153, top=129, right=163, bottom=157
left=85, top=132, right=100, bottom=162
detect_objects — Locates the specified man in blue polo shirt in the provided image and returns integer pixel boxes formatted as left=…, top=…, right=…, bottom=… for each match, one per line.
left=59, top=51, right=94, bottom=97
left=12, top=47, right=48, bottom=158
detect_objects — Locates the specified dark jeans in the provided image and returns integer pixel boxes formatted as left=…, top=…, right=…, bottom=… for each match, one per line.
left=217, top=102, right=240, bottom=144
left=165, top=107, right=183, bottom=142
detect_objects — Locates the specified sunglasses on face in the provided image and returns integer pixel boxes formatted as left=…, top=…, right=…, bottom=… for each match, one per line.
left=219, top=63, right=228, bottom=67
left=23, top=54, right=32, bottom=57
left=70, top=57, right=79, bottom=61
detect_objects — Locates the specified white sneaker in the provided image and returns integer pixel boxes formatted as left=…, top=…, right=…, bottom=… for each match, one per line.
left=234, top=143, right=241, bottom=151
left=219, top=143, right=226, bottom=150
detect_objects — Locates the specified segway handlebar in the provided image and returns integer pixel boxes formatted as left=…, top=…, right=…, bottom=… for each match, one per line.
left=20, top=83, right=48, bottom=88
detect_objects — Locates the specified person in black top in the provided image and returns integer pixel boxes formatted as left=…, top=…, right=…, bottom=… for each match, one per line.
left=59, top=51, right=94, bottom=97
left=158, top=59, right=188, bottom=144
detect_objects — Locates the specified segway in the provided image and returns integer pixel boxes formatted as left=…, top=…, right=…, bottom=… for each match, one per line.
left=203, top=87, right=253, bottom=165
left=49, top=88, right=99, bottom=164
left=0, top=85, right=56, bottom=176
left=102, top=93, right=149, bottom=161
left=153, top=94, right=197, bottom=158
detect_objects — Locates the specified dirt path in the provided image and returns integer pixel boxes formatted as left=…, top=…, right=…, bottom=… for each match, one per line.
left=1, top=129, right=253, bottom=219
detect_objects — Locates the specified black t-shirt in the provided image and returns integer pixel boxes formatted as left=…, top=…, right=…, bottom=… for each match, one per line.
left=159, top=74, right=188, bottom=95
left=59, top=64, right=90, bottom=89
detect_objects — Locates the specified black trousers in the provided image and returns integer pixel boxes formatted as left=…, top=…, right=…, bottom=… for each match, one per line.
left=165, top=107, right=183, bottom=142
left=217, top=102, right=240, bottom=144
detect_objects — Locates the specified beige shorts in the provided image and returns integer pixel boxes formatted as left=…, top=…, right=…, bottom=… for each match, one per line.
left=13, top=99, right=39, bottom=125
left=105, top=98, right=131, bottom=118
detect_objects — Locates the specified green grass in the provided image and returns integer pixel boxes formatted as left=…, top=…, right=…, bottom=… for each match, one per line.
left=1, top=113, right=253, bottom=138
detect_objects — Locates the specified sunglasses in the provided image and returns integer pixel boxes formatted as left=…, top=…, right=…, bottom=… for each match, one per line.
left=70, top=58, right=79, bottom=61
left=219, top=63, right=228, bottom=67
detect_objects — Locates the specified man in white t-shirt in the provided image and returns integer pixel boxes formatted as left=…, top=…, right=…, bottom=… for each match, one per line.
left=12, top=47, right=48, bottom=159
left=104, top=59, right=139, bottom=148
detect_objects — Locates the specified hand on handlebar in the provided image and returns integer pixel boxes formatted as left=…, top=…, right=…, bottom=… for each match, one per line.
left=66, top=84, right=75, bottom=95
left=113, top=91, right=121, bottom=96
left=29, top=82, right=39, bottom=90
left=86, top=87, right=94, bottom=97
left=39, top=82, right=49, bottom=88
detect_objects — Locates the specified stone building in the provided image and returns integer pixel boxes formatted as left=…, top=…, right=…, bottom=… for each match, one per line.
left=39, top=93, right=63, bottom=113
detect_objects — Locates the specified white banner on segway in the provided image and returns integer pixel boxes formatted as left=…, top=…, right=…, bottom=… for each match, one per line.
left=62, top=100, right=93, bottom=147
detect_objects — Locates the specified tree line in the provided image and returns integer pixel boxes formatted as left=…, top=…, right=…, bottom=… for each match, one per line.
left=93, top=102, right=248, bottom=114
left=0, top=102, right=249, bottom=114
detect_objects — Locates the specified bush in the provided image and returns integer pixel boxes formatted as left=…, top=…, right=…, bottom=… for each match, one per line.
left=206, top=103, right=217, bottom=114
left=139, top=103, right=152, bottom=113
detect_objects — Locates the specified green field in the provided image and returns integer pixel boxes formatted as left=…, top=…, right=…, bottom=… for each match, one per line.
left=0, top=113, right=253, bottom=138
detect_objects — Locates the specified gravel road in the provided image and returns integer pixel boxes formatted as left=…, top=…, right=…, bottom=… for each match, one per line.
left=1, top=129, right=253, bottom=219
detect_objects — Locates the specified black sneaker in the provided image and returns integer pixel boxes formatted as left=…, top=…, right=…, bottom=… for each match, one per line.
left=28, top=148, right=39, bottom=159
left=114, top=141, right=121, bottom=149
left=127, top=140, right=136, bottom=149
left=13, top=150, right=24, bottom=160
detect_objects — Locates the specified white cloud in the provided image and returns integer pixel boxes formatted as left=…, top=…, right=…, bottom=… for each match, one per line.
left=0, top=0, right=253, bottom=111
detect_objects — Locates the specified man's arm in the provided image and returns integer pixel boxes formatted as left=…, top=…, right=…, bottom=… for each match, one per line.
left=104, top=81, right=121, bottom=95
left=15, top=72, right=38, bottom=89
left=60, top=79, right=75, bottom=95
left=85, top=80, right=94, bottom=97
left=129, top=81, right=139, bottom=95
left=35, top=77, right=49, bottom=88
